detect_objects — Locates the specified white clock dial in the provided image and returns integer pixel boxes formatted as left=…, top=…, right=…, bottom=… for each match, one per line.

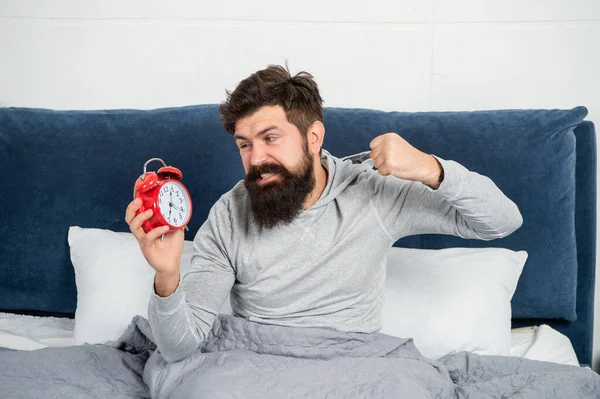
left=157, top=181, right=191, bottom=227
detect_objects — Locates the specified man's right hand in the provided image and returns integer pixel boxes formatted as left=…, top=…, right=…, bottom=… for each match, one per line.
left=125, top=198, right=184, bottom=295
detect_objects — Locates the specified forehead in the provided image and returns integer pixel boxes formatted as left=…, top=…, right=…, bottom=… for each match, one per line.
left=235, top=106, right=291, bottom=135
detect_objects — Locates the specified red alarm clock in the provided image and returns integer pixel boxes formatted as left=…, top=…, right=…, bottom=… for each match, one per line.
left=134, top=158, right=192, bottom=233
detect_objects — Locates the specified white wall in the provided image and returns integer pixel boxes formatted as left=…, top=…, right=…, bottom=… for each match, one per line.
left=1, top=0, right=599, bottom=370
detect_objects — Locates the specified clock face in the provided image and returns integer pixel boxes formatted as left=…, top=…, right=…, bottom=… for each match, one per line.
left=157, top=181, right=192, bottom=227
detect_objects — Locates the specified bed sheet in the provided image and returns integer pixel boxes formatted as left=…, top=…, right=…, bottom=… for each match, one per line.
left=0, top=312, right=75, bottom=350
left=2, top=315, right=598, bottom=399
left=510, top=324, right=579, bottom=366
left=0, top=313, right=580, bottom=367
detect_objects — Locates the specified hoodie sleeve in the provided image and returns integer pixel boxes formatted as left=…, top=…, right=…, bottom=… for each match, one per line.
left=368, top=156, right=523, bottom=241
left=148, top=197, right=235, bottom=363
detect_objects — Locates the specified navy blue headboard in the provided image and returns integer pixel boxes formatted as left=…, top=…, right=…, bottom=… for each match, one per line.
left=510, top=121, right=596, bottom=366
left=0, top=105, right=595, bottom=365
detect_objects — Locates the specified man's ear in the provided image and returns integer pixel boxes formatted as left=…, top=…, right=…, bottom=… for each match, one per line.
left=307, top=121, right=325, bottom=155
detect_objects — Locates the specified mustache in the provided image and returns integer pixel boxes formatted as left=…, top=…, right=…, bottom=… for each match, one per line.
left=246, top=163, right=291, bottom=182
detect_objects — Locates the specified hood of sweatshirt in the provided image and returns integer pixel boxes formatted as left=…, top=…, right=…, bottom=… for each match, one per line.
left=309, top=149, right=375, bottom=210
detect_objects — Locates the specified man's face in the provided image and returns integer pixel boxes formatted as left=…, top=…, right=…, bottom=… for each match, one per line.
left=234, top=106, right=316, bottom=228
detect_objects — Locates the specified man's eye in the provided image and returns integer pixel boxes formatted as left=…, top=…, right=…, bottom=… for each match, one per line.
left=266, top=136, right=277, bottom=143
left=239, top=143, right=249, bottom=149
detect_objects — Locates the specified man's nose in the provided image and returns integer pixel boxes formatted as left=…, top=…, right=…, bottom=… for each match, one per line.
left=250, top=143, right=268, bottom=166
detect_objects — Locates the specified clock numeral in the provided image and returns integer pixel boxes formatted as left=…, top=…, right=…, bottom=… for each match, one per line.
left=179, top=197, right=183, bottom=203
left=158, top=198, right=162, bottom=203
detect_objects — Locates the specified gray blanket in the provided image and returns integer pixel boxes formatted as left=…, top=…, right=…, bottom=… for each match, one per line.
left=1, top=315, right=599, bottom=398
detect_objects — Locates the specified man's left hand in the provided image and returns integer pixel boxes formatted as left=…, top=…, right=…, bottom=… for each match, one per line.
left=369, top=132, right=443, bottom=189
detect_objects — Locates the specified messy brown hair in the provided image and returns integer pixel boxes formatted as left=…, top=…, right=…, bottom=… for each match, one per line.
left=219, top=64, right=324, bottom=139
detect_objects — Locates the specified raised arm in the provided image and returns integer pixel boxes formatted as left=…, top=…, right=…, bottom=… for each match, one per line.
left=368, top=133, right=523, bottom=240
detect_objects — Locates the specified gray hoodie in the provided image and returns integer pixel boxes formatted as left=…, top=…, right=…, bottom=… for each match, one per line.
left=148, top=150, right=522, bottom=362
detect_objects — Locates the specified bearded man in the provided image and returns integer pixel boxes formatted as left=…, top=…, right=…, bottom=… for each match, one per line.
left=125, top=64, right=522, bottom=363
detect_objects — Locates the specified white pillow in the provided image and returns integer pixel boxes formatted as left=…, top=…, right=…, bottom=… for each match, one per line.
left=68, top=226, right=232, bottom=345
left=511, top=324, right=580, bottom=366
left=381, top=247, right=527, bottom=360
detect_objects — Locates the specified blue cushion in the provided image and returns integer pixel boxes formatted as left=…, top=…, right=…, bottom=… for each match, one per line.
left=322, top=106, right=587, bottom=321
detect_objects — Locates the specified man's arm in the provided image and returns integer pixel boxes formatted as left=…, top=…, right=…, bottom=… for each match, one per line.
left=368, top=133, right=522, bottom=240
left=154, top=270, right=180, bottom=297
left=148, top=199, right=235, bottom=363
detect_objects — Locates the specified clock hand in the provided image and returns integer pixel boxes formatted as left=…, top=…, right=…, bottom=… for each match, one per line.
left=167, top=189, right=174, bottom=222
left=172, top=204, right=183, bottom=212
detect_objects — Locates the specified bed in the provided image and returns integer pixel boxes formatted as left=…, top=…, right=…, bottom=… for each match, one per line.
left=0, top=104, right=597, bottom=397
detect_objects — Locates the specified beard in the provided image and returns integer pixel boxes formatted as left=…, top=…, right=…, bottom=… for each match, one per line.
left=244, top=147, right=316, bottom=229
